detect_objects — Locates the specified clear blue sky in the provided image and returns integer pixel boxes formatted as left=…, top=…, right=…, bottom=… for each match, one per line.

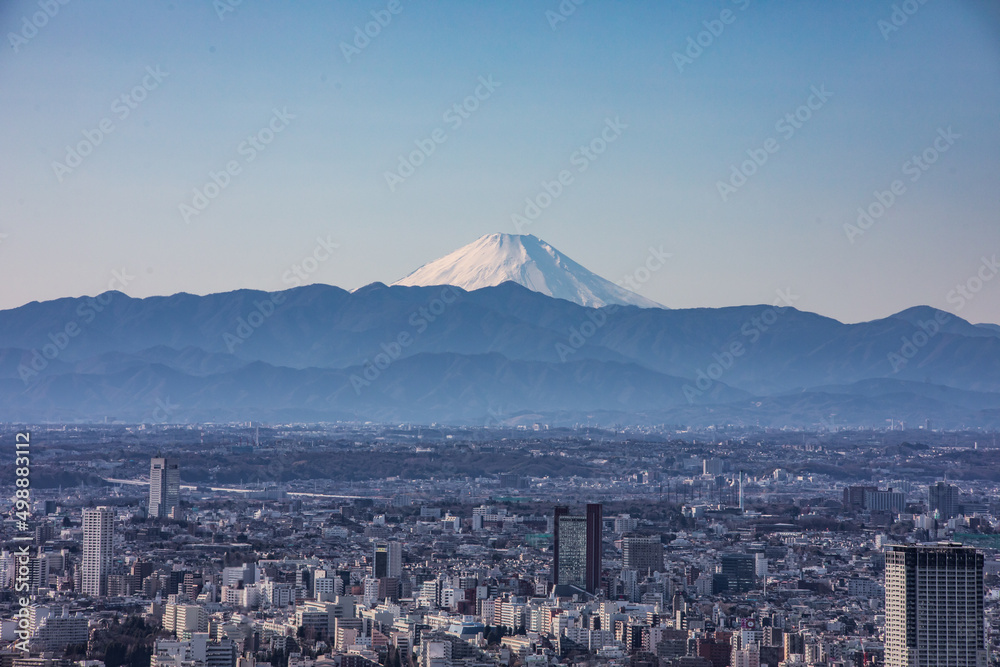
left=1, top=1, right=998, bottom=323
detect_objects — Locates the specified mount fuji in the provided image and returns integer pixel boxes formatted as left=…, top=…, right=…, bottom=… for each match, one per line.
left=392, top=233, right=665, bottom=308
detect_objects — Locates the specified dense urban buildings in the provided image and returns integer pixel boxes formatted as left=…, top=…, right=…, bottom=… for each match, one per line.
left=2, top=422, right=1000, bottom=667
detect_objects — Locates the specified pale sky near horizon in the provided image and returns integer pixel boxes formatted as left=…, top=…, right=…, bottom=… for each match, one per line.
left=1, top=1, right=998, bottom=324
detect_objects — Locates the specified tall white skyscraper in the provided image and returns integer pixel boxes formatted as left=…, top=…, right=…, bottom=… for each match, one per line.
left=149, top=457, right=180, bottom=519
left=885, top=543, right=985, bottom=667
left=81, top=506, right=114, bottom=596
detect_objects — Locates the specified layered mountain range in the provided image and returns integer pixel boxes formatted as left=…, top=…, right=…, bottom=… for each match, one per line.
left=2, top=234, right=998, bottom=427
left=1, top=284, right=998, bottom=426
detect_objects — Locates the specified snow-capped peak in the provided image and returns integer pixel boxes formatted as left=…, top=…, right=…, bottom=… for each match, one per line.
left=392, top=233, right=665, bottom=308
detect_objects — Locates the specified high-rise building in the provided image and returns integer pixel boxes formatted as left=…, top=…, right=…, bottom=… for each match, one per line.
left=622, top=536, right=663, bottom=574
left=373, top=541, right=402, bottom=579
left=885, top=543, right=985, bottom=667
left=720, top=554, right=756, bottom=593
left=553, top=503, right=602, bottom=594
left=552, top=505, right=569, bottom=585
left=149, top=457, right=181, bottom=519
left=555, top=515, right=587, bottom=589
left=585, top=503, right=602, bottom=594
left=82, top=506, right=113, bottom=596
left=928, top=481, right=959, bottom=520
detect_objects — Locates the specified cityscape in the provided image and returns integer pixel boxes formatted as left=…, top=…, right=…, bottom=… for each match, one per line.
left=2, top=423, right=1000, bottom=666
left=3, top=2, right=999, bottom=667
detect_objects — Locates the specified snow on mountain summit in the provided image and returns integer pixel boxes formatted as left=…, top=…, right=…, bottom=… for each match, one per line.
left=392, top=233, right=665, bottom=308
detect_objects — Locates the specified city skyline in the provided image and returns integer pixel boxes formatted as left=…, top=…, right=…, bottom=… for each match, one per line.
left=7, top=422, right=1000, bottom=667
left=3, top=2, right=1000, bottom=661
left=1, top=2, right=999, bottom=324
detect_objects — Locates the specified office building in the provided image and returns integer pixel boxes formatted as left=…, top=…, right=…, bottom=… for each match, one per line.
left=928, top=481, right=959, bottom=520
left=149, top=457, right=181, bottom=520
left=373, top=541, right=402, bottom=579
left=81, top=507, right=113, bottom=596
left=720, top=554, right=756, bottom=593
left=885, top=543, right=985, bottom=667
left=622, top=536, right=663, bottom=574
left=556, top=514, right=589, bottom=590
left=553, top=503, right=602, bottom=594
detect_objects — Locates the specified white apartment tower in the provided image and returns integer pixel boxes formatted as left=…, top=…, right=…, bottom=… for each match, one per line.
left=149, top=457, right=181, bottom=519
left=81, top=506, right=114, bottom=596
left=885, top=543, right=986, bottom=667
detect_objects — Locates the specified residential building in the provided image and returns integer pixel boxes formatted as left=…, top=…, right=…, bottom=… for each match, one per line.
left=884, top=543, right=985, bottom=667
left=81, top=507, right=113, bottom=596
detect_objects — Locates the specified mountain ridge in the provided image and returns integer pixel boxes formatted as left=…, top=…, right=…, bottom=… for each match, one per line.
left=0, top=281, right=998, bottom=427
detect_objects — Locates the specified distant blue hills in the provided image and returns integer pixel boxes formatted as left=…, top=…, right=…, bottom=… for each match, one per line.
left=0, top=282, right=998, bottom=428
